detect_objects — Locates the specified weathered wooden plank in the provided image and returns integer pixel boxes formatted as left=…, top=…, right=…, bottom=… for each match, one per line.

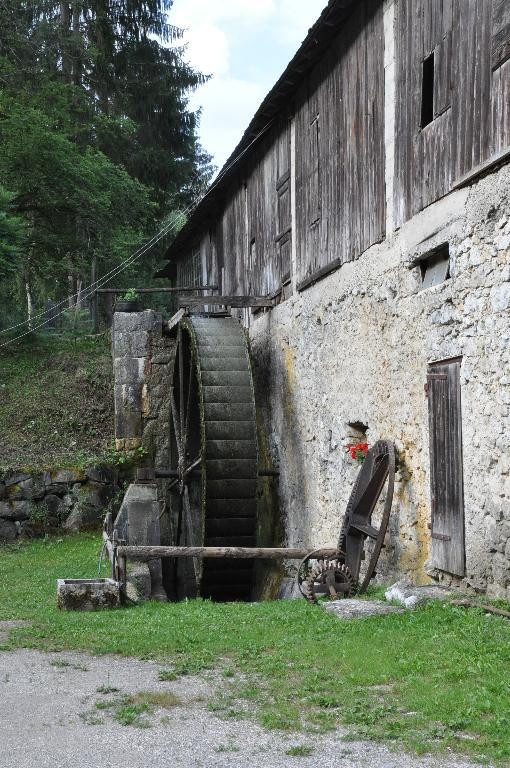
left=178, top=295, right=274, bottom=308
left=117, top=545, right=341, bottom=560
left=492, top=0, right=510, bottom=70
left=97, top=286, right=217, bottom=294
left=295, top=0, right=385, bottom=286
left=427, top=359, right=465, bottom=577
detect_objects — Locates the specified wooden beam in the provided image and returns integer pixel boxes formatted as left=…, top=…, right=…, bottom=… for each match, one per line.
left=165, top=309, right=185, bottom=333
left=96, top=286, right=217, bottom=294
left=451, top=599, right=510, bottom=620
left=116, top=545, right=341, bottom=560
left=178, top=295, right=274, bottom=309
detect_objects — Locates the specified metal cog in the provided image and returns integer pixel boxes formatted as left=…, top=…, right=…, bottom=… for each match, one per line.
left=301, top=560, right=355, bottom=604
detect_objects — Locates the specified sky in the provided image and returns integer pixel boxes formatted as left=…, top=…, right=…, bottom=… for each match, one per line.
left=169, top=0, right=327, bottom=173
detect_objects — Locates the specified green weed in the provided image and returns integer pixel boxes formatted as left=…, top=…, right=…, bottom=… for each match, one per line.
left=285, top=745, right=314, bottom=756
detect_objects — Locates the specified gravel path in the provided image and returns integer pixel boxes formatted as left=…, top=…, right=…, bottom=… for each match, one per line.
left=0, top=648, right=483, bottom=768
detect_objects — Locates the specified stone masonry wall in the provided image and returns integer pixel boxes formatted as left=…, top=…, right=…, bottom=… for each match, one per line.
left=113, top=310, right=175, bottom=467
left=0, top=465, right=120, bottom=541
left=249, top=163, right=510, bottom=598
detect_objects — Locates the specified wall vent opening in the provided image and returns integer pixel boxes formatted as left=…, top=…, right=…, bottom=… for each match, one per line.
left=420, top=243, right=450, bottom=289
left=421, top=52, right=435, bottom=128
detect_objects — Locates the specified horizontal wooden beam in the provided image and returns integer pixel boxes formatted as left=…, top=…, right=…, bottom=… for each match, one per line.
left=155, top=467, right=279, bottom=478
left=178, top=295, right=274, bottom=309
left=96, top=286, right=218, bottom=294
left=116, top=545, right=341, bottom=560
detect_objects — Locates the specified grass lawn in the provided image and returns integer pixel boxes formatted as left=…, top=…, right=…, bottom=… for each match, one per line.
left=1, top=533, right=510, bottom=764
left=0, top=331, right=113, bottom=470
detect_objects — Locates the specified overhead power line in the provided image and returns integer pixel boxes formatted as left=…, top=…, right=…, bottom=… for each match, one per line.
left=0, top=117, right=274, bottom=348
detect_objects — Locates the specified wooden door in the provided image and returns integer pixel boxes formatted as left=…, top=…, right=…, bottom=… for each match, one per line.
left=427, top=358, right=465, bottom=576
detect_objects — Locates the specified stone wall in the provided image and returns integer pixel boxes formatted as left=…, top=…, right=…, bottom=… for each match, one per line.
left=112, top=309, right=174, bottom=467
left=249, top=162, right=510, bottom=598
left=0, top=465, right=120, bottom=541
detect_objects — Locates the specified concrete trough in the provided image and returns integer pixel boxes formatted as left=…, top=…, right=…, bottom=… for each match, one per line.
left=57, top=578, right=121, bottom=611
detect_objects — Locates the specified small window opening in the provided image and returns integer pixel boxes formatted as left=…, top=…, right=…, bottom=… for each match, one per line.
left=420, top=244, right=450, bottom=289
left=421, top=52, right=435, bottom=128
left=347, top=421, right=368, bottom=436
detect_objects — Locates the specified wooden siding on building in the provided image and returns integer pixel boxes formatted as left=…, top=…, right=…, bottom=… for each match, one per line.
left=294, top=0, right=386, bottom=288
left=173, top=0, right=510, bottom=297
left=395, top=0, right=510, bottom=226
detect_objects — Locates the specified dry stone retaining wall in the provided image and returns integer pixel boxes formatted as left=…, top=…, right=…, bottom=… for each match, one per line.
left=0, top=465, right=120, bottom=541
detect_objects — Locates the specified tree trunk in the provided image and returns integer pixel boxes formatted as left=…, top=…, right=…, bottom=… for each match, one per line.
left=75, top=277, right=83, bottom=310
left=60, top=3, right=71, bottom=80
left=68, top=274, right=75, bottom=308
left=72, top=4, right=81, bottom=87
left=90, top=255, right=98, bottom=333
left=25, top=279, right=33, bottom=331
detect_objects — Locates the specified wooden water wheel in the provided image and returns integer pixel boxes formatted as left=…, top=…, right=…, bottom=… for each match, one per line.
left=169, top=314, right=258, bottom=601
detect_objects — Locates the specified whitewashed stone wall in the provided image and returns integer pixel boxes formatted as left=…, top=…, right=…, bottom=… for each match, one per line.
left=249, top=164, right=510, bottom=597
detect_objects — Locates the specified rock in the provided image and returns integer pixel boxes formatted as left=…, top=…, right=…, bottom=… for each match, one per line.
left=385, top=578, right=457, bottom=608
left=0, top=483, right=5, bottom=500
left=18, top=520, right=36, bottom=538
left=63, top=501, right=103, bottom=531
left=125, top=563, right=152, bottom=604
left=62, top=494, right=74, bottom=509
left=84, top=464, right=117, bottom=485
left=57, top=578, right=121, bottom=611
left=52, top=469, right=85, bottom=484
left=0, top=501, right=29, bottom=521
left=322, top=599, right=404, bottom=620
left=0, top=501, right=11, bottom=518
left=43, top=494, right=67, bottom=524
left=276, top=577, right=303, bottom=600
left=84, top=481, right=114, bottom=510
left=0, top=519, right=17, bottom=543
left=490, top=282, right=510, bottom=312
left=11, top=476, right=46, bottom=501
left=4, top=471, right=31, bottom=487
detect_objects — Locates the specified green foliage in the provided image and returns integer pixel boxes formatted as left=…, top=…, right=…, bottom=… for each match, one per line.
left=2, top=533, right=510, bottom=763
left=0, top=1, right=213, bottom=328
left=0, top=331, right=113, bottom=470
left=121, top=288, right=138, bottom=301
left=0, top=185, right=27, bottom=277
left=285, top=745, right=314, bottom=757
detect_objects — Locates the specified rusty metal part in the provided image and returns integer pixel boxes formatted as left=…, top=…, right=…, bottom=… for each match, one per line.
left=338, top=440, right=396, bottom=592
left=299, top=559, right=354, bottom=604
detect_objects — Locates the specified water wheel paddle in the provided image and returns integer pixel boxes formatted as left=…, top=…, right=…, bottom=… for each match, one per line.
left=169, top=315, right=258, bottom=600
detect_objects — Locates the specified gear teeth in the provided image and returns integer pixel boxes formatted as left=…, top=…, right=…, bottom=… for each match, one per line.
left=301, top=560, right=355, bottom=603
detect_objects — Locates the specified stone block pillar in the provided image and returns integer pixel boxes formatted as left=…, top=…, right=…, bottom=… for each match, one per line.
left=114, top=481, right=167, bottom=602
left=112, top=310, right=175, bottom=462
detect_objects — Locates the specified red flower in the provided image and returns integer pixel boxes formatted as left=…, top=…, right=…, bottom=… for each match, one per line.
left=346, top=442, right=369, bottom=463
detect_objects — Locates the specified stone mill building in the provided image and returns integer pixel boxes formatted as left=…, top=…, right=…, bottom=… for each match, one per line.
left=119, top=0, right=510, bottom=598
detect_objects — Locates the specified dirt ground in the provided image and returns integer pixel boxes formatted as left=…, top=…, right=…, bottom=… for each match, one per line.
left=0, top=647, right=485, bottom=768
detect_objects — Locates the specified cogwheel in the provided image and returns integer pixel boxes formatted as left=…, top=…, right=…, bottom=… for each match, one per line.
left=301, top=560, right=355, bottom=604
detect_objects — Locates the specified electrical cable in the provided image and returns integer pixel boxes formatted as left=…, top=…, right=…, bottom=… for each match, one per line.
left=0, top=117, right=274, bottom=346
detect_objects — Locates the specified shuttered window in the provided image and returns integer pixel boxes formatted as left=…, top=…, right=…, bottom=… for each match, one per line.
left=308, top=115, right=321, bottom=226
left=427, top=358, right=465, bottom=576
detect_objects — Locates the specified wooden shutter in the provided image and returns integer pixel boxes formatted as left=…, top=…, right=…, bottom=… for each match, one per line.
left=308, top=115, right=321, bottom=226
left=427, top=358, right=465, bottom=576
left=492, top=0, right=510, bottom=70
left=276, top=174, right=292, bottom=283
